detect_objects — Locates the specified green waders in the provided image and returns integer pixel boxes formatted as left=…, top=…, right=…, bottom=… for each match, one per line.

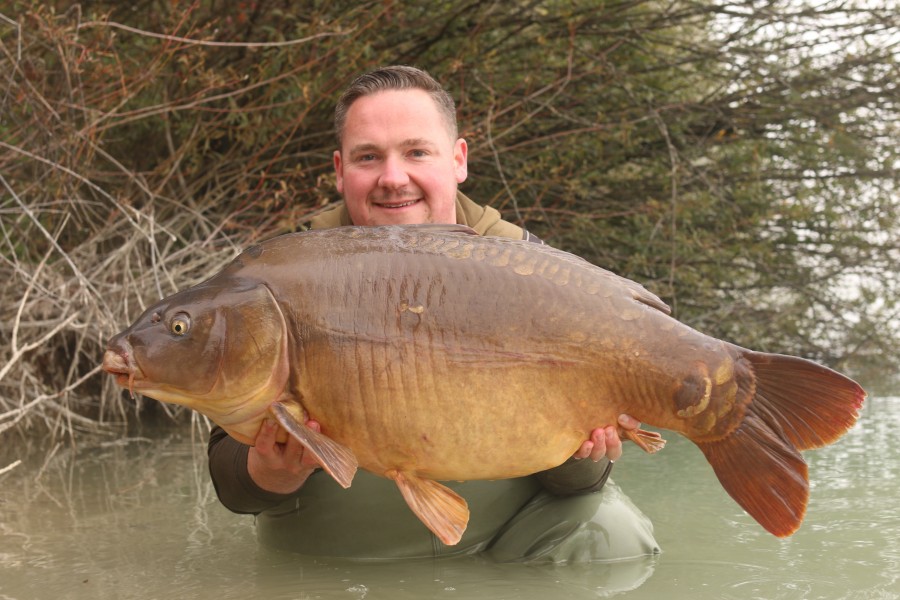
left=256, top=470, right=659, bottom=563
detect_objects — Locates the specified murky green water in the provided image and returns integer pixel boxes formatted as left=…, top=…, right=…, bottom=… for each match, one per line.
left=1, top=397, right=897, bottom=600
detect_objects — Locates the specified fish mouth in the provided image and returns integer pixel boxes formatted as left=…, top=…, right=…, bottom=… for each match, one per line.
left=102, top=349, right=144, bottom=397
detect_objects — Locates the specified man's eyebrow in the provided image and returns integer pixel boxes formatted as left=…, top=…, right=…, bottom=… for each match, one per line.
left=400, top=138, right=437, bottom=148
left=347, top=143, right=380, bottom=155
left=347, top=139, right=439, bottom=156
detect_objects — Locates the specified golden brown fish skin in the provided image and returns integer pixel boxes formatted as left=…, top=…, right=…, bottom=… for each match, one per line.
left=214, top=227, right=756, bottom=477
left=104, top=225, right=865, bottom=541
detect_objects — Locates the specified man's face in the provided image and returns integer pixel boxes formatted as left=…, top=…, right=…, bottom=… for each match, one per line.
left=334, top=89, right=468, bottom=226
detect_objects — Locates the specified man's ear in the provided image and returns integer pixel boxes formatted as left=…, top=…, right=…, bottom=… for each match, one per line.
left=454, top=138, right=468, bottom=183
left=333, top=150, right=344, bottom=192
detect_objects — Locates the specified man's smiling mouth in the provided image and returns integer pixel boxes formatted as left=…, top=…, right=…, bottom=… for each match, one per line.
left=375, top=199, right=420, bottom=209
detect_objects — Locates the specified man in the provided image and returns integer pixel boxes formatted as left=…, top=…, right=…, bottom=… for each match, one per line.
left=208, top=66, right=659, bottom=562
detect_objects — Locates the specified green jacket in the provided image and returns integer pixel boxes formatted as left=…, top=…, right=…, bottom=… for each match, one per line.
left=309, top=191, right=537, bottom=241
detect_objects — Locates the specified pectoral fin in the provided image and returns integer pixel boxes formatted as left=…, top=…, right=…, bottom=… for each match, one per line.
left=386, top=470, right=469, bottom=546
left=624, top=427, right=667, bottom=454
left=269, top=402, right=358, bottom=489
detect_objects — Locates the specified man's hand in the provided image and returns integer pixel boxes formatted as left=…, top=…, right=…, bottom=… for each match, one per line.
left=247, top=418, right=322, bottom=494
left=572, top=414, right=641, bottom=462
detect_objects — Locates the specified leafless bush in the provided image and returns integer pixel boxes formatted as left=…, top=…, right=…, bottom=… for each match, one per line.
left=0, top=6, right=338, bottom=461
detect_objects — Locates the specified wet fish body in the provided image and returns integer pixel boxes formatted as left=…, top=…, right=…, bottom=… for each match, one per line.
left=103, top=225, right=865, bottom=544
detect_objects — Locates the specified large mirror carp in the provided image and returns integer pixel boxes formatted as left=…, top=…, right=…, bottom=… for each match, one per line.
left=103, top=225, right=865, bottom=545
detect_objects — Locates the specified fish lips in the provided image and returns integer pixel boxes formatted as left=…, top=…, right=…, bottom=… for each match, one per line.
left=101, top=346, right=145, bottom=393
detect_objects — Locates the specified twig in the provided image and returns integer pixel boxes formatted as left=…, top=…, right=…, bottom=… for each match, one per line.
left=2, top=175, right=99, bottom=299
left=34, top=442, right=61, bottom=481
left=0, top=396, right=45, bottom=427
left=649, top=106, right=681, bottom=312
left=0, top=460, right=22, bottom=477
left=0, top=143, right=144, bottom=231
left=77, top=20, right=352, bottom=48
left=0, top=312, right=81, bottom=384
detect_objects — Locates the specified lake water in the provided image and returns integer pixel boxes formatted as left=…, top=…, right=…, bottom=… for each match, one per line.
left=1, top=397, right=897, bottom=600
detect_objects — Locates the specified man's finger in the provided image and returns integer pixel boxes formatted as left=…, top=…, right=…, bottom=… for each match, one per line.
left=588, top=428, right=606, bottom=462
left=254, top=419, right=278, bottom=454
left=572, top=439, right=592, bottom=459
left=282, top=431, right=306, bottom=460
left=618, top=413, right=641, bottom=430
left=604, top=426, right=623, bottom=462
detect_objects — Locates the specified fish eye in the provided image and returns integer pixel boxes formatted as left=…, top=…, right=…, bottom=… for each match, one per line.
left=170, top=314, right=191, bottom=336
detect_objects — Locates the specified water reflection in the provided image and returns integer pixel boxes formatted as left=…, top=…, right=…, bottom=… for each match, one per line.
left=252, top=552, right=657, bottom=599
left=1, top=397, right=897, bottom=599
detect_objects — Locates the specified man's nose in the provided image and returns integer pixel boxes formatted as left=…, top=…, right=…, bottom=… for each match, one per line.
left=378, top=155, right=410, bottom=189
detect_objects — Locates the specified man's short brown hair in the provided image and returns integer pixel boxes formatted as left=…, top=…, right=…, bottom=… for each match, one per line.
left=334, top=65, right=458, bottom=146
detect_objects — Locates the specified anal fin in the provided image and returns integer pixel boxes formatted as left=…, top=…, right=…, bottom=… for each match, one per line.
left=386, top=470, right=469, bottom=546
left=269, top=402, right=358, bottom=489
left=624, top=427, right=667, bottom=453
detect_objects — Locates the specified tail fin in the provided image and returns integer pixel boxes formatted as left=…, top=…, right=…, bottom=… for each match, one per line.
left=696, top=351, right=865, bottom=537
left=744, top=351, right=865, bottom=450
